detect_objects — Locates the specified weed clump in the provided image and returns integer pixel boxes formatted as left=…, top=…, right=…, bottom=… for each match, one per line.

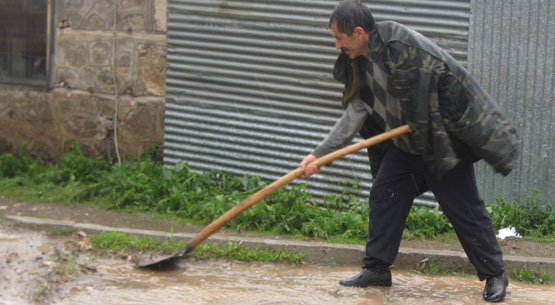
left=487, top=192, right=555, bottom=237
left=1, top=144, right=554, bottom=241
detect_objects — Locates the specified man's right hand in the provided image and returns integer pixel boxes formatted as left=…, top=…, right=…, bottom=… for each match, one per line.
left=300, top=154, right=320, bottom=178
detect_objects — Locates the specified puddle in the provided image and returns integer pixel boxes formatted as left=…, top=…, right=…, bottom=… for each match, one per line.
left=1, top=220, right=554, bottom=305
left=51, top=259, right=555, bottom=305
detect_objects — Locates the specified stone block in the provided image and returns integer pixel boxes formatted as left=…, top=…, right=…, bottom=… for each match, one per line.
left=66, top=44, right=88, bottom=68
left=91, top=41, right=111, bottom=66
left=56, top=0, right=162, bottom=33
left=0, top=88, right=165, bottom=161
left=137, top=43, right=167, bottom=97
left=121, top=14, right=146, bottom=32
left=54, top=33, right=166, bottom=97
left=58, top=0, right=115, bottom=31
left=0, top=90, right=60, bottom=161
left=154, top=0, right=167, bottom=33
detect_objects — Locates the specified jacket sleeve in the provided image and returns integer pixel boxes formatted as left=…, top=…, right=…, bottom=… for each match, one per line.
left=311, top=96, right=369, bottom=158
left=387, top=41, right=519, bottom=176
left=441, top=75, right=520, bottom=176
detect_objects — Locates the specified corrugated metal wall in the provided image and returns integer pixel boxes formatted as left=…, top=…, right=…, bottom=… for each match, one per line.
left=164, top=0, right=470, bottom=206
left=469, top=0, right=555, bottom=207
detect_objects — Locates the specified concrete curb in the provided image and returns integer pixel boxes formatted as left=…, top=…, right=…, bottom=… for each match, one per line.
left=5, top=215, right=555, bottom=279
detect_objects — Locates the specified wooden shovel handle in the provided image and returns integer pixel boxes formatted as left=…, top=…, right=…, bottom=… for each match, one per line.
left=187, top=124, right=410, bottom=248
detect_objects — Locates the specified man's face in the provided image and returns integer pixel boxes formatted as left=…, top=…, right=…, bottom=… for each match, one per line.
left=331, top=22, right=368, bottom=59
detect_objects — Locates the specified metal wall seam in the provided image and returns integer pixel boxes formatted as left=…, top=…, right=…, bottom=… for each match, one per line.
left=165, top=0, right=470, bottom=206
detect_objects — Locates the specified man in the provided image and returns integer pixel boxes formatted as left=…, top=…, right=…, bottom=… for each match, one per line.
left=300, top=1, right=519, bottom=303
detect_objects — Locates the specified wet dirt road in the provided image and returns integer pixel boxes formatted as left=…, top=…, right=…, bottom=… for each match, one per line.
left=55, top=259, right=555, bottom=305
left=1, top=221, right=554, bottom=305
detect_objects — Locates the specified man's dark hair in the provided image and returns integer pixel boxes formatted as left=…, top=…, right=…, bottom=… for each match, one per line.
left=329, top=0, right=375, bottom=36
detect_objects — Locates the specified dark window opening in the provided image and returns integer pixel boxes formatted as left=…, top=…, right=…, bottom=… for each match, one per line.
left=0, top=0, right=49, bottom=85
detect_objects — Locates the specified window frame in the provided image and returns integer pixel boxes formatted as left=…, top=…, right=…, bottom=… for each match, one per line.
left=0, top=0, right=54, bottom=88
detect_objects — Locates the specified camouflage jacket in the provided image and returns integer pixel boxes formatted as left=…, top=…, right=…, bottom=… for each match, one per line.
left=333, top=21, right=520, bottom=176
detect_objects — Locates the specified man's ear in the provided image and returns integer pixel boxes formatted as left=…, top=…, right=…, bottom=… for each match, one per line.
left=353, top=26, right=366, bottom=38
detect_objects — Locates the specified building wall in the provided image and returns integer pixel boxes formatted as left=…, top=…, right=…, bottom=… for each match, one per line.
left=163, top=0, right=470, bottom=204
left=469, top=0, right=555, bottom=206
left=0, top=0, right=168, bottom=161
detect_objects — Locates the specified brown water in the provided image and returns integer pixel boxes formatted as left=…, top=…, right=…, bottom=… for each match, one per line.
left=52, top=259, right=555, bottom=305
left=1, top=222, right=554, bottom=305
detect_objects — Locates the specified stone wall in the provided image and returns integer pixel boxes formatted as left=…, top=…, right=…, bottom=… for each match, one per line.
left=0, top=0, right=167, bottom=161
left=0, top=89, right=165, bottom=161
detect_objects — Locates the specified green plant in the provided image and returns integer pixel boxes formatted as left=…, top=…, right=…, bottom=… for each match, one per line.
left=53, top=258, right=78, bottom=276
left=487, top=191, right=555, bottom=237
left=51, top=248, right=79, bottom=276
left=2, top=144, right=554, bottom=242
left=511, top=266, right=551, bottom=284
left=0, top=144, right=45, bottom=179
left=405, top=206, right=452, bottom=239
left=50, top=227, right=76, bottom=236
left=300, top=197, right=369, bottom=240
left=414, top=258, right=441, bottom=275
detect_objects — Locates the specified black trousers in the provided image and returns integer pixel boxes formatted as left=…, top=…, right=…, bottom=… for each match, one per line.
left=364, top=146, right=504, bottom=280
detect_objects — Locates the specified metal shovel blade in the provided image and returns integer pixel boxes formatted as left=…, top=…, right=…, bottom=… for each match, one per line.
left=134, top=244, right=193, bottom=269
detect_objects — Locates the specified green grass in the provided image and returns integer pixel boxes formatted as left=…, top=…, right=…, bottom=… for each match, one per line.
left=90, top=231, right=184, bottom=252
left=88, top=231, right=305, bottom=265
left=194, top=241, right=306, bottom=265
left=410, top=258, right=468, bottom=277
left=511, top=266, right=551, bottom=284
left=410, top=259, right=552, bottom=285
left=50, top=227, right=76, bottom=236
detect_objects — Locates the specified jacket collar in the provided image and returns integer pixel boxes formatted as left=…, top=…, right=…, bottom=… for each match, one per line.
left=365, top=25, right=387, bottom=71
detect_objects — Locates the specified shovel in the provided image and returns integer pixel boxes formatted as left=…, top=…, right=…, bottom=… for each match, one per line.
left=135, top=124, right=410, bottom=268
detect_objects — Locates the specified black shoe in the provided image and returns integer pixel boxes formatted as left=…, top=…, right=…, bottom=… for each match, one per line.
left=339, top=268, right=392, bottom=287
left=483, top=273, right=508, bottom=302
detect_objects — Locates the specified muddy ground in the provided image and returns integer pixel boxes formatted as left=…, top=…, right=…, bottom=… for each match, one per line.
left=1, top=197, right=555, bottom=305
left=1, top=218, right=555, bottom=305
left=0, top=219, right=90, bottom=304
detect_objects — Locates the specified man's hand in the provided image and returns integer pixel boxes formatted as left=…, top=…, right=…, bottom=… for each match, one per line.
left=300, top=154, right=320, bottom=178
